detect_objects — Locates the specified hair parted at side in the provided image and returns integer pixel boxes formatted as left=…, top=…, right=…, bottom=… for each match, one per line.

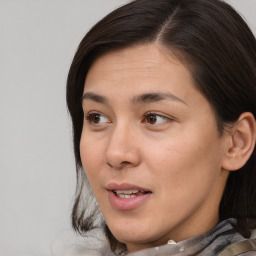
left=66, top=0, right=256, bottom=252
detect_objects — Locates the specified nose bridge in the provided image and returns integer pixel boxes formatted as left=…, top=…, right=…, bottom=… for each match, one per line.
left=105, top=121, right=140, bottom=168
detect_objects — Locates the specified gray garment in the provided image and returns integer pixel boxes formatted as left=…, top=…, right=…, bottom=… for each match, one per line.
left=53, top=219, right=256, bottom=256
left=125, top=219, right=256, bottom=256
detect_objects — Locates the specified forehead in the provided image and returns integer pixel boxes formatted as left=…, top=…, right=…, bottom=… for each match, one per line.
left=82, top=43, right=218, bottom=131
left=82, top=44, right=221, bottom=124
left=84, top=44, right=195, bottom=96
left=89, top=44, right=166, bottom=72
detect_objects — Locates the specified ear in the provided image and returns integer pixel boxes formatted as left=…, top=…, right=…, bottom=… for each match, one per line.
left=221, top=112, right=256, bottom=171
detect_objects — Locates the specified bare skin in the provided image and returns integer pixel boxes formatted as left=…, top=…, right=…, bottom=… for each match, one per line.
left=80, top=44, right=232, bottom=252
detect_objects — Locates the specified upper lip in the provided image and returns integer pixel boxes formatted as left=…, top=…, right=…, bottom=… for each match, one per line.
left=106, top=182, right=151, bottom=192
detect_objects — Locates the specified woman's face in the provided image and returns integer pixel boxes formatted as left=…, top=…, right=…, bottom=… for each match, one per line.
left=80, top=44, right=230, bottom=252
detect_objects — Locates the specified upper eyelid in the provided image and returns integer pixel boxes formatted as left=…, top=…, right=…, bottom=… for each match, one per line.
left=86, top=111, right=110, bottom=122
left=85, top=110, right=107, bottom=117
left=84, top=114, right=110, bottom=129
left=145, top=112, right=166, bottom=117
left=144, top=113, right=170, bottom=123
left=145, top=112, right=174, bottom=120
left=84, top=110, right=175, bottom=122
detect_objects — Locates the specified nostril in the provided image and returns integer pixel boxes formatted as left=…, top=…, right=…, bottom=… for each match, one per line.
left=107, top=160, right=132, bottom=170
left=121, top=161, right=131, bottom=165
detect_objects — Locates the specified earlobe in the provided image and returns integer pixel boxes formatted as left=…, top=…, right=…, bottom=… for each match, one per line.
left=221, top=112, right=256, bottom=171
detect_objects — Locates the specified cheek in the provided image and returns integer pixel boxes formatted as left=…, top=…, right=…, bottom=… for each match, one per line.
left=80, top=132, right=105, bottom=182
left=143, top=127, right=222, bottom=189
left=143, top=136, right=223, bottom=216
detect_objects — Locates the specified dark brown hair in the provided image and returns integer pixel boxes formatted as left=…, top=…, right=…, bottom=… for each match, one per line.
left=66, top=0, right=256, bottom=252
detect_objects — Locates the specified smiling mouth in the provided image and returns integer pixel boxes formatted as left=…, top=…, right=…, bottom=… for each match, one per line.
left=113, top=189, right=151, bottom=198
left=107, top=184, right=152, bottom=210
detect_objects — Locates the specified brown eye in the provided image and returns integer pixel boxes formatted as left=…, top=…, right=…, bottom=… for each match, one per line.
left=144, top=113, right=168, bottom=125
left=91, top=113, right=101, bottom=123
left=146, top=114, right=157, bottom=124
left=86, top=113, right=109, bottom=125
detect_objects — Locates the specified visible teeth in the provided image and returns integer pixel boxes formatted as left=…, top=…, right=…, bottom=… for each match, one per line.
left=114, top=189, right=148, bottom=198
left=117, top=194, right=137, bottom=198
left=115, top=190, right=139, bottom=194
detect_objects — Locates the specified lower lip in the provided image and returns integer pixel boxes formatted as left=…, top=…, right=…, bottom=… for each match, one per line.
left=107, top=191, right=151, bottom=210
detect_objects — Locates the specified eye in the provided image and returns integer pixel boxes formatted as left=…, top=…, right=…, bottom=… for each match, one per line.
left=144, top=113, right=169, bottom=125
left=86, top=112, right=110, bottom=125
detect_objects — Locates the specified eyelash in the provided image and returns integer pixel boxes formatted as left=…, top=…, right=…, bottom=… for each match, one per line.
left=85, top=112, right=109, bottom=125
left=143, top=112, right=170, bottom=125
left=85, top=112, right=173, bottom=126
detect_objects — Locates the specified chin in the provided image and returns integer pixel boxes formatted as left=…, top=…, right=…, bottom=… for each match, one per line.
left=109, top=222, right=157, bottom=246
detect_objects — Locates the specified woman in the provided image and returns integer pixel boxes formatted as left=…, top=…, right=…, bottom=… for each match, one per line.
left=66, top=0, right=256, bottom=255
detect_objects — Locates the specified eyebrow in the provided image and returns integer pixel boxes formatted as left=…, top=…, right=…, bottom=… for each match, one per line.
left=131, top=92, right=187, bottom=105
left=82, top=92, right=108, bottom=104
left=82, top=91, right=187, bottom=105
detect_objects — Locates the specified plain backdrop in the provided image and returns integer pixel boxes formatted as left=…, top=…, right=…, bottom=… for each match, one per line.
left=0, top=0, right=255, bottom=256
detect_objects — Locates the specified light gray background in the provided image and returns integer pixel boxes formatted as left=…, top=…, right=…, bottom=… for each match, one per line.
left=0, top=1, right=255, bottom=256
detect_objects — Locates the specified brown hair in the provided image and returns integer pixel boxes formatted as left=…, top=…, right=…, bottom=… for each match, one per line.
left=66, top=0, right=256, bottom=252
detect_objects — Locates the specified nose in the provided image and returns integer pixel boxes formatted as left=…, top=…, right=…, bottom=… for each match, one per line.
left=105, top=123, right=141, bottom=170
